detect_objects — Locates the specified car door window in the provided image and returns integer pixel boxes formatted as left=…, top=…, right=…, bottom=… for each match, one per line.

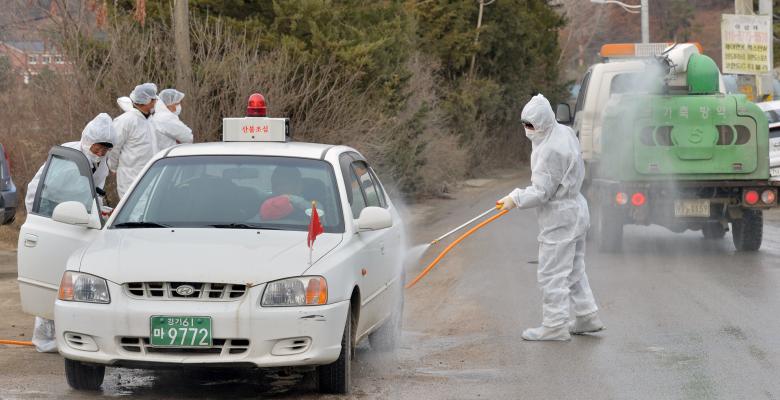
left=352, top=161, right=381, bottom=208
left=574, top=70, right=591, bottom=117
left=34, top=154, right=94, bottom=218
left=347, top=167, right=368, bottom=219
left=368, top=169, right=388, bottom=208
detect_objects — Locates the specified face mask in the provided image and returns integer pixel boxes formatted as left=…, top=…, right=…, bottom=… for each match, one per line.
left=174, top=104, right=182, bottom=116
left=82, top=143, right=102, bottom=164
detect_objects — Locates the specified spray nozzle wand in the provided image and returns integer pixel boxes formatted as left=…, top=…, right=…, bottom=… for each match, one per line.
left=429, top=205, right=501, bottom=246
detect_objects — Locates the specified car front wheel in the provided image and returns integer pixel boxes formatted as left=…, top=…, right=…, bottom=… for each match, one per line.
left=317, top=306, right=352, bottom=394
left=64, top=359, right=105, bottom=391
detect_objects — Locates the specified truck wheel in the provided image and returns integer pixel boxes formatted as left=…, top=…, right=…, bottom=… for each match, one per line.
left=732, top=209, right=763, bottom=251
left=64, top=359, right=105, bottom=391
left=598, top=207, right=623, bottom=253
left=318, top=306, right=352, bottom=394
left=369, top=287, right=403, bottom=351
left=702, top=222, right=726, bottom=239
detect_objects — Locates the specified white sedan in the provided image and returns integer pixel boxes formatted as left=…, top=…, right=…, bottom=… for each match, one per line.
left=17, top=140, right=404, bottom=394
left=757, top=100, right=780, bottom=180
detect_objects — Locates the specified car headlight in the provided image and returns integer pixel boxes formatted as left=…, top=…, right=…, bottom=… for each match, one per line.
left=58, top=271, right=111, bottom=304
left=261, top=276, right=327, bottom=307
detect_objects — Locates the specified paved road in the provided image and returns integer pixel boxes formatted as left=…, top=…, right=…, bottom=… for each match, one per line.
left=1, top=171, right=780, bottom=399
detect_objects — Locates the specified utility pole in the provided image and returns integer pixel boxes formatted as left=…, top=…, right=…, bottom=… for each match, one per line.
left=468, top=0, right=495, bottom=79
left=173, top=0, right=192, bottom=96
left=640, top=0, right=649, bottom=43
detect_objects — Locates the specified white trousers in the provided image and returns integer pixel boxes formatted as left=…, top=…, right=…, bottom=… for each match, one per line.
left=538, top=235, right=598, bottom=327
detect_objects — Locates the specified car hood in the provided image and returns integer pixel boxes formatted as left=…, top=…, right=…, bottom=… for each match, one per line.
left=78, top=228, right=342, bottom=285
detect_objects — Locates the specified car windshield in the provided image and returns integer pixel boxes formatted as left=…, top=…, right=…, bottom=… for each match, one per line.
left=764, top=109, right=780, bottom=124
left=112, top=155, right=344, bottom=232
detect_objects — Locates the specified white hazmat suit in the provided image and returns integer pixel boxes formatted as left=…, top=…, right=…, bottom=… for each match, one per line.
left=498, top=94, right=602, bottom=341
left=151, top=89, right=193, bottom=152
left=109, top=83, right=158, bottom=198
left=25, top=113, right=115, bottom=353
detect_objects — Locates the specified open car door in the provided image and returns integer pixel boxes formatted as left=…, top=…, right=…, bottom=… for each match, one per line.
left=17, top=146, right=103, bottom=319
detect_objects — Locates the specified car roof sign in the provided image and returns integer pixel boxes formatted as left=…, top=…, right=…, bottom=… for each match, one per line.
left=222, top=117, right=290, bottom=142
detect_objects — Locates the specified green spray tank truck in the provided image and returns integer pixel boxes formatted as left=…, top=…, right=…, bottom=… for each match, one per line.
left=573, top=44, right=779, bottom=252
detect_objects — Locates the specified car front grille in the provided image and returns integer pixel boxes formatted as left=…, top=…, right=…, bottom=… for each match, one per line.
left=119, top=337, right=250, bottom=355
left=124, top=282, right=247, bottom=301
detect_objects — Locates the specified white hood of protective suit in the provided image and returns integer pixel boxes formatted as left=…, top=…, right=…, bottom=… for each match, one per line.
left=77, top=229, right=343, bottom=285
left=80, top=113, right=115, bottom=164
left=509, top=94, right=590, bottom=243
left=521, top=94, right=557, bottom=146
left=116, top=96, right=133, bottom=113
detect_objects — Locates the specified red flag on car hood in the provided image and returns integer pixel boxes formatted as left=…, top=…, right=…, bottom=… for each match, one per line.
left=308, top=202, right=324, bottom=248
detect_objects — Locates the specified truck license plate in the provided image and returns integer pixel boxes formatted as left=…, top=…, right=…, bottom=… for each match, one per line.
left=674, top=200, right=710, bottom=217
left=150, top=316, right=212, bottom=347
left=771, top=167, right=780, bottom=177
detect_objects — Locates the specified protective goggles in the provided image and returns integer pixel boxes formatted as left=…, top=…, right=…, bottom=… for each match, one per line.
left=521, top=120, right=534, bottom=130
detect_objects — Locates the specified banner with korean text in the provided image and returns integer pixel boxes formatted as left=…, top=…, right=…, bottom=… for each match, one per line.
left=721, top=14, right=772, bottom=75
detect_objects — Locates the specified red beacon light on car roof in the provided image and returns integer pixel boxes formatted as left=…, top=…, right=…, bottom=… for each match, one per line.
left=246, top=93, right=267, bottom=117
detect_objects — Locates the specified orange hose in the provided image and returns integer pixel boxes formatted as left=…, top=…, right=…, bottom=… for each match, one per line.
left=405, top=209, right=509, bottom=289
left=0, top=339, right=34, bottom=347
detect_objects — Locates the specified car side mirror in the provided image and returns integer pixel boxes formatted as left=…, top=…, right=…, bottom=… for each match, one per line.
left=556, top=103, right=572, bottom=124
left=355, top=207, right=393, bottom=232
left=52, top=201, right=92, bottom=227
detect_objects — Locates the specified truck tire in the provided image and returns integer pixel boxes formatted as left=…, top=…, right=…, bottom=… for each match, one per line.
left=598, top=207, right=623, bottom=253
left=732, top=209, right=763, bottom=251
left=64, top=359, right=105, bottom=391
left=702, top=222, right=726, bottom=239
left=318, top=306, right=352, bottom=394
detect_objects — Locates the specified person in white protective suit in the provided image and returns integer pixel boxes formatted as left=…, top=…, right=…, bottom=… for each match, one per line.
left=25, top=113, right=115, bottom=352
left=117, top=88, right=193, bottom=153
left=497, top=94, right=604, bottom=341
left=151, top=88, right=193, bottom=152
left=109, top=83, right=158, bottom=198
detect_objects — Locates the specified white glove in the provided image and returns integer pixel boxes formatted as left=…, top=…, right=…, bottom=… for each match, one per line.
left=497, top=195, right=516, bottom=211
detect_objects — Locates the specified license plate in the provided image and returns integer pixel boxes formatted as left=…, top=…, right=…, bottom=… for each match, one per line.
left=150, top=316, right=212, bottom=347
left=771, top=167, right=780, bottom=177
left=674, top=199, right=710, bottom=217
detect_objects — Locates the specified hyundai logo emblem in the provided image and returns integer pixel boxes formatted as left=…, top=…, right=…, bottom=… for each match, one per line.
left=176, top=285, right=195, bottom=296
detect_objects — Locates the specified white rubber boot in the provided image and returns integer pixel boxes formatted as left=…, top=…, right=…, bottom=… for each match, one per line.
left=521, top=324, right=571, bottom=341
left=569, top=312, right=605, bottom=335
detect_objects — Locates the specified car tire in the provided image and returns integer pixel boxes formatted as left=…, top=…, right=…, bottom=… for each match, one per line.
left=369, top=287, right=403, bottom=352
left=598, top=206, right=623, bottom=253
left=732, top=209, right=763, bottom=251
left=317, top=306, right=351, bottom=394
left=64, top=359, right=105, bottom=391
left=702, top=222, right=727, bottom=239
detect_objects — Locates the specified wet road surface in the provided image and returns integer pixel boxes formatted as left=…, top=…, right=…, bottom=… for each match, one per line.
left=1, top=171, right=780, bottom=399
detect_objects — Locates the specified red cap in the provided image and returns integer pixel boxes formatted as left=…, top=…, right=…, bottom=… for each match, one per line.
left=260, top=195, right=293, bottom=220
left=247, top=93, right=267, bottom=117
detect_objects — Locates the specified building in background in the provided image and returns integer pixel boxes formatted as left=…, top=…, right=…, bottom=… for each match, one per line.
left=0, top=40, right=70, bottom=84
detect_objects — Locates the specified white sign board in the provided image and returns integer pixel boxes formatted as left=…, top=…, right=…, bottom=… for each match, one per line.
left=222, top=117, right=288, bottom=142
left=721, top=14, right=772, bottom=75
